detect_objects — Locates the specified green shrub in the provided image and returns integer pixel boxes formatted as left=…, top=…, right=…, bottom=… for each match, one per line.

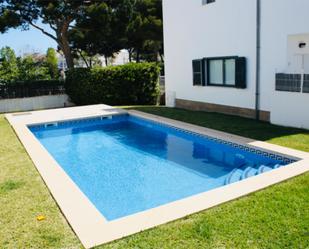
left=65, top=63, right=160, bottom=105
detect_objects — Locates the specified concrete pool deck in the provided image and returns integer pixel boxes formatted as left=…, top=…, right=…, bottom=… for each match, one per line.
left=5, top=105, right=309, bottom=248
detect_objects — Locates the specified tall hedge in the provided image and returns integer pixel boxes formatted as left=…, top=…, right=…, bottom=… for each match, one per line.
left=65, top=63, right=160, bottom=106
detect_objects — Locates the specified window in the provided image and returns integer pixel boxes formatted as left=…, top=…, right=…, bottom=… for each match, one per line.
left=208, top=57, right=236, bottom=86
left=225, top=59, right=236, bottom=85
left=209, top=59, right=223, bottom=84
left=192, top=56, right=246, bottom=88
left=202, top=0, right=215, bottom=5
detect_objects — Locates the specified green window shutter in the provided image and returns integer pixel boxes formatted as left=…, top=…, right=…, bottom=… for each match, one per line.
left=235, top=57, right=246, bottom=89
left=202, top=59, right=207, bottom=86
left=192, top=59, right=203, bottom=86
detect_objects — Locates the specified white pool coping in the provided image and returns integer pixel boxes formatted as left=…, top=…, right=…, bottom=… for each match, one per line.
left=5, top=104, right=309, bottom=249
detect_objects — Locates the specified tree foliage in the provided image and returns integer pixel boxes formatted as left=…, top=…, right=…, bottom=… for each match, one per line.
left=126, top=0, right=163, bottom=62
left=0, top=46, right=19, bottom=82
left=70, top=0, right=163, bottom=64
left=17, top=56, right=50, bottom=81
left=0, top=0, right=90, bottom=68
left=0, top=0, right=163, bottom=68
left=46, top=48, right=58, bottom=79
left=0, top=46, right=57, bottom=83
left=70, top=0, right=132, bottom=65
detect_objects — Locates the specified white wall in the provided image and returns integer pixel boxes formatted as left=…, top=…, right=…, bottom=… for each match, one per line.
left=163, top=0, right=257, bottom=109
left=260, top=0, right=309, bottom=128
left=163, top=0, right=309, bottom=129
left=287, top=34, right=309, bottom=73
left=0, top=94, right=74, bottom=113
left=270, top=92, right=309, bottom=129
left=259, top=0, right=309, bottom=112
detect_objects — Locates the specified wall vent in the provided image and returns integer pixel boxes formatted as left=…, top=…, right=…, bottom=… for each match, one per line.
left=303, top=74, right=309, bottom=93
left=275, top=73, right=301, bottom=92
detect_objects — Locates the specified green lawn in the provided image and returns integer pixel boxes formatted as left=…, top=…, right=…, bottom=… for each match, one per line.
left=0, top=114, right=80, bottom=248
left=0, top=107, right=308, bottom=249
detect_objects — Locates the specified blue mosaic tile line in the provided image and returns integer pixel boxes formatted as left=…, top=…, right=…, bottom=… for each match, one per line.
left=28, top=113, right=297, bottom=164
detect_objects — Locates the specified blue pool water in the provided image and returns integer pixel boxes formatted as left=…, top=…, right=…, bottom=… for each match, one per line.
left=29, top=114, right=293, bottom=221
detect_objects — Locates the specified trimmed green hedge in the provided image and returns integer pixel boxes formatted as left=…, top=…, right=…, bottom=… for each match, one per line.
left=65, top=63, right=160, bottom=105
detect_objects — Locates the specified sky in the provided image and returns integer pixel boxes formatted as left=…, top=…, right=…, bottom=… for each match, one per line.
left=0, top=21, right=57, bottom=56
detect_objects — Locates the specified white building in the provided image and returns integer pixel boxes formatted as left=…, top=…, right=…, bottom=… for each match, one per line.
left=163, top=0, right=309, bottom=129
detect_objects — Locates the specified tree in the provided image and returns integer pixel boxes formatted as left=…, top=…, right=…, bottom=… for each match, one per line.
left=125, top=0, right=163, bottom=62
left=70, top=0, right=133, bottom=67
left=73, top=50, right=102, bottom=68
left=46, top=48, right=58, bottom=79
left=0, top=0, right=94, bottom=69
left=17, top=56, right=50, bottom=81
left=0, top=47, right=51, bottom=82
left=0, top=0, right=163, bottom=68
left=70, top=0, right=163, bottom=64
left=0, top=46, right=19, bottom=82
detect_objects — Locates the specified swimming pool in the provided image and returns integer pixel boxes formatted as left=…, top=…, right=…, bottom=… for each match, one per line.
left=29, top=114, right=294, bottom=221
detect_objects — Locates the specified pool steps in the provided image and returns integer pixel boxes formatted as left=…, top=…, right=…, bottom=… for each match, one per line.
left=241, top=166, right=258, bottom=180
left=225, top=163, right=284, bottom=185
left=257, top=165, right=273, bottom=174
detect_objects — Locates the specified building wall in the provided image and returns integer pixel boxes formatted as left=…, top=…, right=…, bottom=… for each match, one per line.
left=286, top=34, right=309, bottom=74
left=163, top=0, right=257, bottom=110
left=270, top=92, right=309, bottom=129
left=0, top=94, right=74, bottom=113
left=261, top=0, right=309, bottom=115
left=163, top=0, right=309, bottom=128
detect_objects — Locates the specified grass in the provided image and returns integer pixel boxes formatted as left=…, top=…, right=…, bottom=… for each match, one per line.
left=0, top=107, right=308, bottom=249
left=0, top=115, right=80, bottom=248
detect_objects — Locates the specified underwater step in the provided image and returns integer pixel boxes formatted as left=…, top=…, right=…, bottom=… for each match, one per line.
left=273, top=164, right=283, bottom=169
left=241, top=166, right=258, bottom=180
left=257, top=165, right=273, bottom=174
left=225, top=168, right=243, bottom=185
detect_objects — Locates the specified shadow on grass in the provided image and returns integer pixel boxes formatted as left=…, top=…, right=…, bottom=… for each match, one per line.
left=127, top=106, right=309, bottom=142
left=0, top=180, right=24, bottom=195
